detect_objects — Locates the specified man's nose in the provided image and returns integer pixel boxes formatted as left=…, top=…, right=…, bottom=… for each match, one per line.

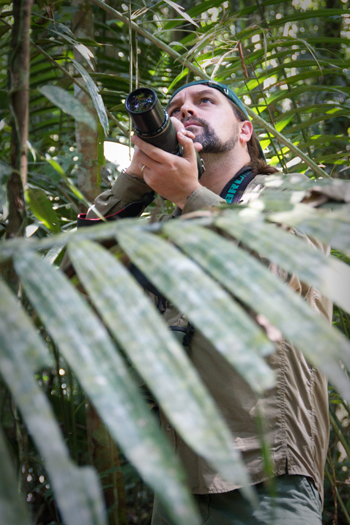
left=180, top=102, right=196, bottom=120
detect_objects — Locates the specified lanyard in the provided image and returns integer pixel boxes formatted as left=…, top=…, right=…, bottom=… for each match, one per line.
left=220, top=166, right=255, bottom=204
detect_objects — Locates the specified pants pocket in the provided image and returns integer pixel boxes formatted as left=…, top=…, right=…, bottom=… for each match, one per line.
left=299, top=476, right=322, bottom=514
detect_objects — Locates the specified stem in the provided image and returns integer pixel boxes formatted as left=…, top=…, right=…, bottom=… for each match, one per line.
left=327, top=452, right=339, bottom=525
left=67, top=366, right=78, bottom=462
left=52, top=344, right=69, bottom=439
left=325, top=462, right=350, bottom=525
left=329, top=412, right=350, bottom=460
left=110, top=433, right=128, bottom=525
left=6, top=0, right=33, bottom=239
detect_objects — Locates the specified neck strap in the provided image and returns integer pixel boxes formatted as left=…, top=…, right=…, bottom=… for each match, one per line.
left=220, top=166, right=255, bottom=204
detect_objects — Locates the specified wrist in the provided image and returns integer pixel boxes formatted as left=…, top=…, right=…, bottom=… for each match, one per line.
left=175, top=184, right=201, bottom=210
left=123, top=167, right=143, bottom=180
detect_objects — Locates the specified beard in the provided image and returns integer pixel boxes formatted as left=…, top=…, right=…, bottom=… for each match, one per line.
left=182, top=117, right=238, bottom=153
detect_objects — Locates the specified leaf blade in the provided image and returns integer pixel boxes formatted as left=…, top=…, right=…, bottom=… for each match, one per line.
left=71, top=58, right=109, bottom=136
left=68, top=239, right=254, bottom=499
left=38, top=85, right=97, bottom=132
left=163, top=221, right=350, bottom=401
left=14, top=251, right=201, bottom=525
left=115, top=228, right=276, bottom=394
left=0, top=280, right=107, bottom=525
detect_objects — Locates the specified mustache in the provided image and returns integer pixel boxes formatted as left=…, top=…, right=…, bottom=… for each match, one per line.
left=181, top=116, right=208, bottom=128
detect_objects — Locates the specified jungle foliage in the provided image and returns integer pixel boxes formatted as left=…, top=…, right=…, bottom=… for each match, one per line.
left=0, top=0, right=349, bottom=524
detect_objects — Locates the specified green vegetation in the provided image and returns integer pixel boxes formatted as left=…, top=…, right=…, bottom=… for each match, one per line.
left=0, top=1, right=349, bottom=524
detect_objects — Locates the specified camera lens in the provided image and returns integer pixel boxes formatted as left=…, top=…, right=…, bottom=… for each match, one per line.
left=125, top=88, right=165, bottom=134
left=125, top=87, right=204, bottom=176
left=125, top=87, right=181, bottom=154
left=127, top=90, right=155, bottom=113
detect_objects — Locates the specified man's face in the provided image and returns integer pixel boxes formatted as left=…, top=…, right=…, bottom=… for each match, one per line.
left=167, top=85, right=240, bottom=153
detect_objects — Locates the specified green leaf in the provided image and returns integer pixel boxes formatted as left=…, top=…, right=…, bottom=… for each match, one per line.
left=68, top=239, right=255, bottom=502
left=0, top=280, right=106, bottom=525
left=163, top=221, right=350, bottom=401
left=14, top=251, right=201, bottom=525
left=215, top=208, right=350, bottom=315
left=269, top=205, right=350, bottom=258
left=38, top=85, right=97, bottom=132
left=115, top=228, right=276, bottom=394
left=25, top=187, right=60, bottom=233
left=45, top=153, right=65, bottom=176
left=0, top=280, right=51, bottom=371
left=74, top=44, right=95, bottom=70
left=71, top=58, right=109, bottom=136
left=163, top=0, right=199, bottom=28
left=0, top=425, right=34, bottom=525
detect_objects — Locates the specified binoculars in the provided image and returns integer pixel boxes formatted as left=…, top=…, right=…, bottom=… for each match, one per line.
left=125, top=87, right=204, bottom=177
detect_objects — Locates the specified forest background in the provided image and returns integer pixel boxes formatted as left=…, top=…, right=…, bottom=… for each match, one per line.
left=0, top=0, right=350, bottom=524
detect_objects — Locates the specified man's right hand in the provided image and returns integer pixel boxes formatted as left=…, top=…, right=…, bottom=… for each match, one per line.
left=124, top=118, right=203, bottom=209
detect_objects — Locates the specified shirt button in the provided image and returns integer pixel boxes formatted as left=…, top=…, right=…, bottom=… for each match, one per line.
left=165, top=424, right=171, bottom=431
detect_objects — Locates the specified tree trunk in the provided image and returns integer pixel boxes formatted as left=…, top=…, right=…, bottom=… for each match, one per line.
left=72, top=0, right=100, bottom=210
left=6, top=0, right=33, bottom=239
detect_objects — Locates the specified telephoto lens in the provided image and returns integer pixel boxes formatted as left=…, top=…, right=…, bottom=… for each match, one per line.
left=125, top=87, right=205, bottom=177
left=125, top=87, right=179, bottom=155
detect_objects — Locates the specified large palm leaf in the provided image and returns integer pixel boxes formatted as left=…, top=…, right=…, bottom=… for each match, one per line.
left=1, top=175, right=350, bottom=523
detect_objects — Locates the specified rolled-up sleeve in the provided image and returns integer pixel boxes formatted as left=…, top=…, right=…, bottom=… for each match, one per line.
left=86, top=171, right=154, bottom=218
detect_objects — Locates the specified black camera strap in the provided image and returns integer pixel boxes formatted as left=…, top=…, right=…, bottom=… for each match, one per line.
left=220, top=166, right=254, bottom=204
left=77, top=192, right=155, bottom=227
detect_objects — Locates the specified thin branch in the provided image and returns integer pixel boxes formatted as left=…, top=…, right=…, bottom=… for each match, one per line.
left=325, top=463, right=350, bottom=525
left=89, top=0, right=208, bottom=79
left=6, top=0, right=33, bottom=239
left=248, top=111, right=330, bottom=177
left=329, top=412, right=350, bottom=460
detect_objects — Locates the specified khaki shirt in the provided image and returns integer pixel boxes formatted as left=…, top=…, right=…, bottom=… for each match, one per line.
left=87, top=171, right=331, bottom=500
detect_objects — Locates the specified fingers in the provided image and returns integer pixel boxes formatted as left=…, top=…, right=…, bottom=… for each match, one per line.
left=170, top=117, right=203, bottom=153
left=130, top=128, right=201, bottom=189
left=170, top=116, right=184, bottom=132
left=177, top=129, right=202, bottom=159
left=131, top=127, right=199, bottom=162
left=131, top=135, right=166, bottom=163
left=124, top=144, right=148, bottom=179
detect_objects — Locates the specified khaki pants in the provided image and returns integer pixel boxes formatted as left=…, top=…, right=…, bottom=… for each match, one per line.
left=151, top=475, right=322, bottom=525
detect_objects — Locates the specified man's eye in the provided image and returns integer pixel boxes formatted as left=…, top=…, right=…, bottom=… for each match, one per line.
left=170, top=107, right=180, bottom=115
left=200, top=98, right=213, bottom=104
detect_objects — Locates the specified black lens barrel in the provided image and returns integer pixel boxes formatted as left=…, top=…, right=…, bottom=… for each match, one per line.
left=125, top=87, right=179, bottom=155
left=125, top=87, right=204, bottom=177
left=125, top=88, right=165, bottom=134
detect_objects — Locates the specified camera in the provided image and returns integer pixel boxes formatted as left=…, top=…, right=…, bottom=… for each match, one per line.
left=125, top=87, right=204, bottom=177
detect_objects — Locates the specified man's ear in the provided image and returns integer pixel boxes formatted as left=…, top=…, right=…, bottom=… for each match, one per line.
left=239, top=120, right=253, bottom=144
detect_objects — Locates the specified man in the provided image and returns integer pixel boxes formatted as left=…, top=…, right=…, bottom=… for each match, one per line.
left=84, top=81, right=331, bottom=524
